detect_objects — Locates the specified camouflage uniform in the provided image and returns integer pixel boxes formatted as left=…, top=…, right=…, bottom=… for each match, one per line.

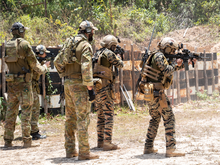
left=30, top=69, right=41, bottom=134
left=55, top=33, right=94, bottom=156
left=94, top=48, right=123, bottom=145
left=145, top=51, right=184, bottom=150
left=4, top=36, right=47, bottom=144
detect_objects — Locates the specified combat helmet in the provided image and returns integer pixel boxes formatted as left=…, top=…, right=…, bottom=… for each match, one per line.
left=79, top=20, right=98, bottom=33
left=100, top=35, right=118, bottom=49
left=157, top=37, right=179, bottom=54
left=11, top=22, right=28, bottom=38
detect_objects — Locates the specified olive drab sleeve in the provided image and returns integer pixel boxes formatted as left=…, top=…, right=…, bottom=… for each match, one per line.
left=107, top=51, right=124, bottom=68
left=81, top=42, right=93, bottom=86
left=154, top=52, right=184, bottom=77
left=22, top=41, right=47, bottom=74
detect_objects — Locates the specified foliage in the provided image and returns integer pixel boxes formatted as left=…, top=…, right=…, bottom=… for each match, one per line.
left=45, top=69, right=58, bottom=106
left=196, top=90, right=209, bottom=100
left=1, top=0, right=220, bottom=46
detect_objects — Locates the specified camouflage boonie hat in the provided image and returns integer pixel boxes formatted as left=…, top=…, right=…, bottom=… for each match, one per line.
left=79, top=20, right=98, bottom=31
left=36, top=45, right=50, bottom=55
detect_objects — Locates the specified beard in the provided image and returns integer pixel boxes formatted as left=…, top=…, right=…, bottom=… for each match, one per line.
left=88, top=33, right=93, bottom=42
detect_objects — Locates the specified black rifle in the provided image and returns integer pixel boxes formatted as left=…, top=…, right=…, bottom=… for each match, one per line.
left=114, top=45, right=125, bottom=60
left=134, top=24, right=156, bottom=99
left=37, top=53, right=56, bottom=69
left=165, top=49, right=209, bottom=70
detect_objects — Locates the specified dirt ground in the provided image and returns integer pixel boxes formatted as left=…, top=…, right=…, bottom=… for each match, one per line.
left=0, top=100, right=220, bottom=165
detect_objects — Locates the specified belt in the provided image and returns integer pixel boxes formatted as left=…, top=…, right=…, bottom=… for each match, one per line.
left=14, top=74, right=25, bottom=78
left=65, top=74, right=82, bottom=79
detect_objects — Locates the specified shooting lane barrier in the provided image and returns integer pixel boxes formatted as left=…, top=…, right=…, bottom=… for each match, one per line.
left=0, top=43, right=219, bottom=115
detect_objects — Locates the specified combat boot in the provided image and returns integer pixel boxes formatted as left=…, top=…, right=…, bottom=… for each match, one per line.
left=143, top=146, right=158, bottom=154
left=23, top=141, right=40, bottom=148
left=31, top=131, right=46, bottom=140
left=66, top=150, right=78, bottom=158
left=97, top=142, right=103, bottom=148
left=166, top=149, right=185, bottom=157
left=103, top=142, right=120, bottom=151
left=78, top=153, right=99, bottom=160
left=4, top=141, right=12, bottom=148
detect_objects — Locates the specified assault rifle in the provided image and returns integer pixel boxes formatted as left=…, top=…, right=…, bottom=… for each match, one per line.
left=37, top=53, right=56, bottom=69
left=165, top=48, right=209, bottom=70
left=134, top=24, right=156, bottom=99
left=114, top=45, right=125, bottom=60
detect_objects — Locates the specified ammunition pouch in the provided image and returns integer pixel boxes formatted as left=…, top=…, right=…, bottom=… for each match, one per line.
left=25, top=72, right=32, bottom=83
left=93, top=78, right=102, bottom=91
left=93, top=63, right=113, bottom=81
left=143, top=82, right=154, bottom=102
left=142, top=82, right=168, bottom=110
left=5, top=73, right=26, bottom=83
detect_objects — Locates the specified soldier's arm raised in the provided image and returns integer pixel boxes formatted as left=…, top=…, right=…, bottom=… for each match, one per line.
left=107, top=51, right=124, bottom=68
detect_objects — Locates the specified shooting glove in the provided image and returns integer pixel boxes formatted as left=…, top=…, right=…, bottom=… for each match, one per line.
left=88, top=89, right=96, bottom=101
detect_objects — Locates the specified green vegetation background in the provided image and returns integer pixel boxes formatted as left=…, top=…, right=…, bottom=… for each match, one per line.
left=1, top=0, right=220, bottom=46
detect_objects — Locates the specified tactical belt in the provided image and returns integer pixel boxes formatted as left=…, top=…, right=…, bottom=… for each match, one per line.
left=65, top=74, right=82, bottom=79
left=14, top=74, right=25, bottom=78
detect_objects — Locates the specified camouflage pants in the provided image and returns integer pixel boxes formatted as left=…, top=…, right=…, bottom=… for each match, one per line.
left=30, top=83, right=40, bottom=134
left=95, top=86, right=114, bottom=144
left=4, top=81, right=33, bottom=143
left=64, top=79, right=90, bottom=155
left=145, top=94, right=176, bottom=150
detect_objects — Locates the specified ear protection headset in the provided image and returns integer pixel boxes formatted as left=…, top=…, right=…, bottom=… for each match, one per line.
left=164, top=42, right=173, bottom=54
left=11, top=22, right=25, bottom=33
left=85, top=20, right=92, bottom=33
left=38, top=45, right=44, bottom=55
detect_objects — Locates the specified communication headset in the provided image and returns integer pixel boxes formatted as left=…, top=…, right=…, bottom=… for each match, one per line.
left=11, top=22, right=25, bottom=33
left=85, top=20, right=92, bottom=33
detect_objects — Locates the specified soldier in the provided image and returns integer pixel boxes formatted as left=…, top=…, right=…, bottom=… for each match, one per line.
left=54, top=20, right=99, bottom=160
left=30, top=45, right=50, bottom=140
left=141, top=37, right=196, bottom=157
left=4, top=22, right=50, bottom=148
left=93, top=35, right=124, bottom=151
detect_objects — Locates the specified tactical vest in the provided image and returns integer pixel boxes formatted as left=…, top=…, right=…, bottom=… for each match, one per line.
left=5, top=38, right=25, bottom=63
left=93, top=48, right=113, bottom=81
left=141, top=51, right=173, bottom=89
left=5, top=38, right=31, bottom=82
left=54, top=35, right=89, bottom=78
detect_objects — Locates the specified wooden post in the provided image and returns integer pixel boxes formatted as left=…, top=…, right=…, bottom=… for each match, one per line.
left=185, top=70, right=190, bottom=101
left=42, top=74, right=48, bottom=113
left=177, top=70, right=181, bottom=104
left=120, top=44, right=126, bottom=106
left=211, top=53, right=215, bottom=92
left=44, top=0, right=47, bottom=17
left=194, top=47, right=199, bottom=100
left=204, top=50, right=208, bottom=91
left=61, top=77, right=65, bottom=115
left=131, top=44, right=135, bottom=100
left=2, top=38, right=6, bottom=97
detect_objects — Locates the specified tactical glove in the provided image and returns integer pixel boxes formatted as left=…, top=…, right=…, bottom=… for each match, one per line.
left=88, top=89, right=95, bottom=101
